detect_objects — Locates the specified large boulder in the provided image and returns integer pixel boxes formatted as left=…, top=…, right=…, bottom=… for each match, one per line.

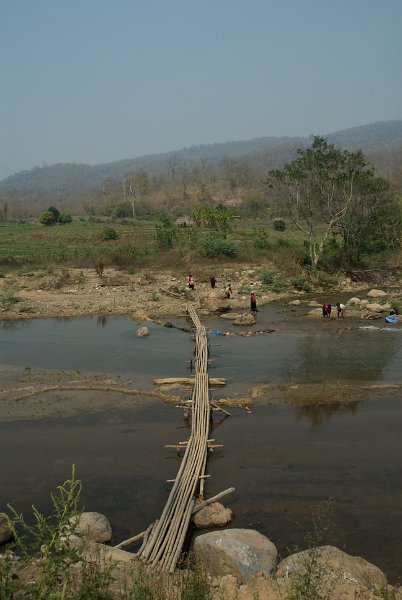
left=192, top=502, right=233, bottom=529
left=193, top=528, right=278, bottom=583
left=233, top=313, right=256, bottom=326
left=347, top=297, right=361, bottom=305
left=367, top=289, right=387, bottom=298
left=277, top=545, right=387, bottom=592
left=69, top=512, right=112, bottom=543
left=0, top=513, right=13, bottom=544
left=365, top=303, right=384, bottom=313
left=199, top=290, right=231, bottom=313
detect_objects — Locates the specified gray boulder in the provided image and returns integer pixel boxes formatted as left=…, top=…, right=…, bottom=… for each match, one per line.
left=347, top=297, right=361, bottom=305
left=69, top=512, right=112, bottom=543
left=0, top=513, right=13, bottom=545
left=193, top=528, right=278, bottom=583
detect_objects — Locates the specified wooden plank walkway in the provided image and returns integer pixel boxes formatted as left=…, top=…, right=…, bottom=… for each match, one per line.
left=137, top=306, right=212, bottom=572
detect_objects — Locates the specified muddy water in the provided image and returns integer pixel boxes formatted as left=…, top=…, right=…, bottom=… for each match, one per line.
left=1, top=310, right=402, bottom=583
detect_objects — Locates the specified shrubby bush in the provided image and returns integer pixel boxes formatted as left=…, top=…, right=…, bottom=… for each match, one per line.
left=260, top=270, right=274, bottom=284
left=253, top=228, right=271, bottom=249
left=291, top=276, right=312, bottom=292
left=201, top=233, right=238, bottom=258
left=273, top=218, right=286, bottom=231
left=102, top=228, right=118, bottom=240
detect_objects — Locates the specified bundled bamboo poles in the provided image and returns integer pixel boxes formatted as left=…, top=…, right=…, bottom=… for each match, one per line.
left=137, top=306, right=212, bottom=572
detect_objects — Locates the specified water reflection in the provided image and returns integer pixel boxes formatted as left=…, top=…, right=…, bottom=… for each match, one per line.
left=97, top=315, right=108, bottom=328
left=0, top=320, right=31, bottom=331
left=295, top=328, right=400, bottom=382
left=295, top=401, right=359, bottom=428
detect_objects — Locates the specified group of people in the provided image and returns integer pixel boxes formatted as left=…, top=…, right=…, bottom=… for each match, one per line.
left=322, top=302, right=345, bottom=318
left=187, top=274, right=258, bottom=312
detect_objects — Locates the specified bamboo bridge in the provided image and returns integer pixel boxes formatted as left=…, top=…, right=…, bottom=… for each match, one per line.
left=115, top=306, right=233, bottom=572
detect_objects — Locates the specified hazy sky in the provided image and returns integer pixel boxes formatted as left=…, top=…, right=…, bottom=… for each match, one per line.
left=1, top=0, right=401, bottom=179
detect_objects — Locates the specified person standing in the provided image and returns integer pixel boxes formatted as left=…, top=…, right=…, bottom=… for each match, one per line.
left=210, top=275, right=216, bottom=289
left=250, top=292, right=258, bottom=312
left=225, top=284, right=233, bottom=298
left=187, top=274, right=195, bottom=290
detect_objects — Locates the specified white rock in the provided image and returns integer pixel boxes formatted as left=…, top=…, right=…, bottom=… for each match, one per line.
left=347, top=297, right=361, bottom=305
left=136, top=326, right=150, bottom=337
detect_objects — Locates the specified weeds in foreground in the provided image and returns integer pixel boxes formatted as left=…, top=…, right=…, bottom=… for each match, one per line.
left=283, top=500, right=336, bottom=600
left=1, top=469, right=213, bottom=600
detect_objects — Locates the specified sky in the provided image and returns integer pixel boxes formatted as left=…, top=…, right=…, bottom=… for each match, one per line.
left=1, top=0, right=401, bottom=180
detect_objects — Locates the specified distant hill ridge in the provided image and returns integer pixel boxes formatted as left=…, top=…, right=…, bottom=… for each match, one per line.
left=1, top=120, right=402, bottom=202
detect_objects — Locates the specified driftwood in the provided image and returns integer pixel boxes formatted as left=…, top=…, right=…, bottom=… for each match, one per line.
left=192, top=487, right=235, bottom=514
left=115, top=487, right=235, bottom=550
left=154, top=377, right=226, bottom=386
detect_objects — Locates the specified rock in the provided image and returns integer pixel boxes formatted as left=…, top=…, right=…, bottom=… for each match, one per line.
left=132, top=309, right=148, bottom=321
left=82, top=539, right=134, bottom=563
left=367, top=289, right=387, bottom=298
left=308, top=301, right=322, bottom=307
left=192, top=502, right=233, bottom=528
left=365, top=303, right=384, bottom=313
left=69, top=512, right=112, bottom=543
left=289, top=299, right=301, bottom=305
left=193, top=528, right=278, bottom=583
left=277, top=545, right=387, bottom=591
left=233, top=313, right=256, bottom=326
left=136, top=326, right=150, bottom=337
left=0, top=513, right=13, bottom=545
left=347, top=297, right=361, bottom=305
left=199, top=290, right=231, bottom=312
left=360, top=299, right=369, bottom=305
left=306, top=308, right=323, bottom=318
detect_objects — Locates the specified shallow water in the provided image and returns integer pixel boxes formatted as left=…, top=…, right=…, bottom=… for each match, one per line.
left=1, top=309, right=402, bottom=583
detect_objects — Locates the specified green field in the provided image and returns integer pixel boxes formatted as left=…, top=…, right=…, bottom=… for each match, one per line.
left=0, top=218, right=306, bottom=271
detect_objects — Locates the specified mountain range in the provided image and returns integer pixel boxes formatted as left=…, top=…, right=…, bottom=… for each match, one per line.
left=1, top=120, right=402, bottom=206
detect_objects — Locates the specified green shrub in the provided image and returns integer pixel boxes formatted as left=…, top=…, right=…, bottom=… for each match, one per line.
left=260, top=270, right=274, bottom=285
left=275, top=238, right=290, bottom=248
left=39, top=210, right=57, bottom=226
left=0, top=291, right=18, bottom=310
left=201, top=234, right=238, bottom=258
left=273, top=218, right=286, bottom=231
left=58, top=212, right=72, bottom=224
left=291, top=276, right=312, bottom=292
left=270, top=279, right=288, bottom=293
left=155, top=216, right=178, bottom=251
left=102, top=227, right=118, bottom=240
left=253, top=228, right=271, bottom=250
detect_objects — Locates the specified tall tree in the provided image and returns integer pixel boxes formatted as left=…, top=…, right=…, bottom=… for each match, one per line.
left=269, top=137, right=370, bottom=268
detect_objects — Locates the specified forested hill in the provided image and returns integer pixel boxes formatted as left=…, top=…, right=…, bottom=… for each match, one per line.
left=1, top=120, right=402, bottom=205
